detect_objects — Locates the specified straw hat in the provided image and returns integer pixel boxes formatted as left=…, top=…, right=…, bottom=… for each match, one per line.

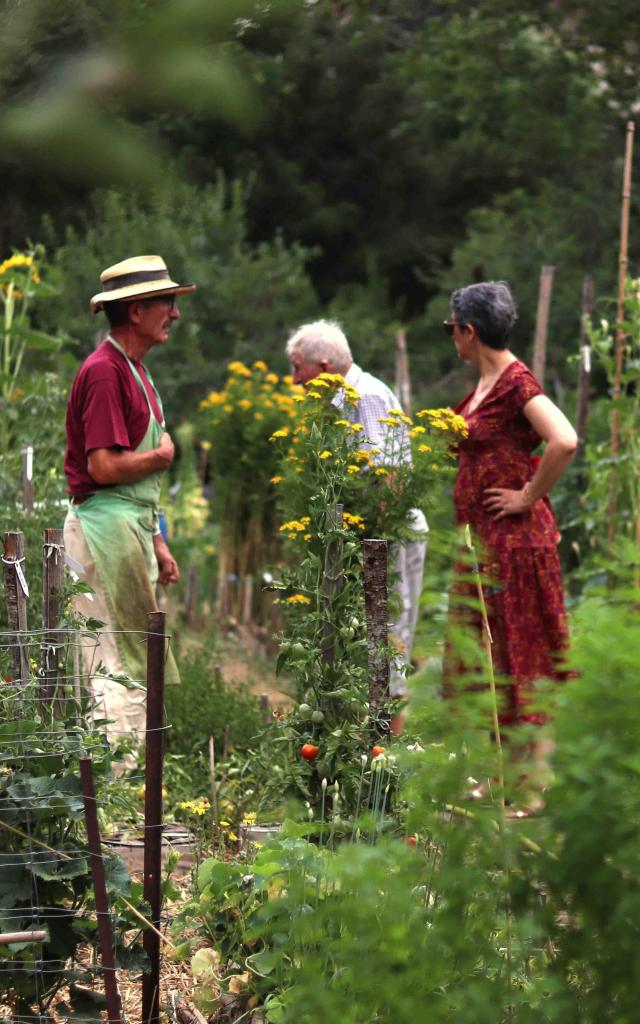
left=90, top=255, right=196, bottom=313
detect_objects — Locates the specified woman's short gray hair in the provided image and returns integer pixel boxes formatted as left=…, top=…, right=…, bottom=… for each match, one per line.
left=286, top=319, right=353, bottom=373
left=451, top=281, right=517, bottom=350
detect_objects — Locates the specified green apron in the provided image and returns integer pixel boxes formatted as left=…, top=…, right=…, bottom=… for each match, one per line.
left=71, top=335, right=180, bottom=686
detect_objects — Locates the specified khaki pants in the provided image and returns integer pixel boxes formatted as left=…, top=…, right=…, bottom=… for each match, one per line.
left=64, top=511, right=147, bottom=748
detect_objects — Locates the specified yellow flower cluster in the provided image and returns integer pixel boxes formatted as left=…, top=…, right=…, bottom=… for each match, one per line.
left=305, top=372, right=360, bottom=406
left=178, top=797, right=210, bottom=816
left=279, top=516, right=311, bottom=541
left=415, top=407, right=469, bottom=436
left=0, top=252, right=41, bottom=284
left=343, top=512, right=365, bottom=530
left=286, top=593, right=312, bottom=605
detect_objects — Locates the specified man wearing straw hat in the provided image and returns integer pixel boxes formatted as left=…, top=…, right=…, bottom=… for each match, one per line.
left=63, top=255, right=195, bottom=747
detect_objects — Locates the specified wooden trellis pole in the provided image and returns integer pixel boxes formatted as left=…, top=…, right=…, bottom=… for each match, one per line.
left=362, top=539, right=390, bottom=730
left=608, top=120, right=635, bottom=544
left=575, top=274, right=594, bottom=461
left=2, top=531, right=29, bottom=682
left=532, top=265, right=555, bottom=387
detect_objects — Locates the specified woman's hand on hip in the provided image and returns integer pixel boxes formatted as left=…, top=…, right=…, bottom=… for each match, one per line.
left=484, top=486, right=532, bottom=519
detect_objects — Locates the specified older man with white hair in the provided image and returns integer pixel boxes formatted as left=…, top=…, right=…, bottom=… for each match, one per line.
left=286, top=319, right=428, bottom=709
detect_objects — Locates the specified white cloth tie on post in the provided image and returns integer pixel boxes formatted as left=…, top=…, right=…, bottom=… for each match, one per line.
left=1, top=554, right=29, bottom=597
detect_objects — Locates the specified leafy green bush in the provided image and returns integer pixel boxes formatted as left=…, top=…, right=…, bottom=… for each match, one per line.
left=164, top=646, right=262, bottom=760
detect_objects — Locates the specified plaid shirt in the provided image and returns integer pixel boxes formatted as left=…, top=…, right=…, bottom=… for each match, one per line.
left=332, top=363, right=412, bottom=467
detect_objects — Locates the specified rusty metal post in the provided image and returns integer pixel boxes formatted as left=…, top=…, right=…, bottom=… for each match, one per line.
left=142, top=610, right=166, bottom=1024
left=362, top=539, right=390, bottom=722
left=79, top=757, right=123, bottom=1024
left=2, top=531, right=29, bottom=682
left=41, top=528, right=65, bottom=701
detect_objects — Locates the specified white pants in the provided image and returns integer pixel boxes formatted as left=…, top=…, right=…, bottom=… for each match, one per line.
left=389, top=508, right=428, bottom=697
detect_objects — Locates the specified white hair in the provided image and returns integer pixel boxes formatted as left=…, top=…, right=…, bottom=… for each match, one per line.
left=286, top=319, right=352, bottom=374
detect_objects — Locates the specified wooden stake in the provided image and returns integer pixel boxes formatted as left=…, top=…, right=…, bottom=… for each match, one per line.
left=575, top=274, right=594, bottom=461
left=142, top=611, right=166, bottom=1024
left=241, top=574, right=254, bottom=625
left=260, top=692, right=271, bottom=726
left=79, top=757, right=123, bottom=1024
left=394, top=328, right=412, bottom=416
left=362, top=539, right=390, bottom=721
left=41, top=528, right=65, bottom=702
left=0, top=930, right=46, bottom=945
left=608, top=120, right=635, bottom=544
left=2, top=531, right=29, bottom=682
left=532, top=265, right=555, bottom=386
left=209, top=736, right=218, bottom=824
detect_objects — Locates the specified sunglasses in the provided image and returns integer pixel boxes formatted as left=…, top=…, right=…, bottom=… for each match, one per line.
left=443, top=319, right=468, bottom=336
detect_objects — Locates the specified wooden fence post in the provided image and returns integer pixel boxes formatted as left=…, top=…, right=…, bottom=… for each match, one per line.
left=142, top=610, right=166, bottom=1024
left=532, top=265, right=555, bottom=387
left=362, top=539, right=390, bottom=727
left=2, top=531, right=29, bottom=682
left=394, top=328, right=412, bottom=416
left=41, top=528, right=65, bottom=701
left=321, top=504, right=344, bottom=665
left=575, top=274, right=594, bottom=461
left=21, top=445, right=34, bottom=513
left=80, top=757, right=123, bottom=1024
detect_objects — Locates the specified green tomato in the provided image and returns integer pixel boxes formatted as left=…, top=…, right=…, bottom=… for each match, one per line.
left=290, top=642, right=306, bottom=657
left=299, top=703, right=313, bottom=720
left=311, top=710, right=325, bottom=724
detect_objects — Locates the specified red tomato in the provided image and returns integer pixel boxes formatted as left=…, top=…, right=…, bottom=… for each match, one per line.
left=405, top=836, right=417, bottom=847
left=371, top=745, right=386, bottom=758
left=300, top=743, right=319, bottom=761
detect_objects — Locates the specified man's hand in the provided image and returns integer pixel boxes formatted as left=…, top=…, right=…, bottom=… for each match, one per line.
left=153, top=534, right=180, bottom=585
left=156, top=431, right=175, bottom=469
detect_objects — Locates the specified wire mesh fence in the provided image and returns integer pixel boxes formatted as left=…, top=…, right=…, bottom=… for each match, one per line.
left=1, top=529, right=171, bottom=1024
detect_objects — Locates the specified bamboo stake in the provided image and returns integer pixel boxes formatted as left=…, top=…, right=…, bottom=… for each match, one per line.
left=575, top=275, right=594, bottom=461
left=608, top=121, right=635, bottom=544
left=532, top=266, right=555, bottom=386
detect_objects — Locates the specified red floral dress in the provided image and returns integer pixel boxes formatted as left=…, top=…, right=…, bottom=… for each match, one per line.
left=444, top=360, right=572, bottom=726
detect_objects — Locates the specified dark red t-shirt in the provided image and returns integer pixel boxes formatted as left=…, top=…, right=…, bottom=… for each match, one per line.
left=64, top=338, right=164, bottom=495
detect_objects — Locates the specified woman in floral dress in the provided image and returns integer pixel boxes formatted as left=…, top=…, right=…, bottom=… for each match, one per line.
left=443, top=282, right=577, bottom=792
